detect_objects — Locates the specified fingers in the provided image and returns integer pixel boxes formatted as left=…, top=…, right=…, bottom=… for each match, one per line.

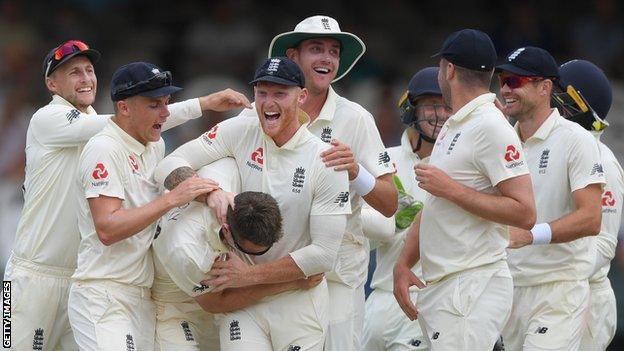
left=324, top=156, right=355, bottom=168
left=394, top=285, right=418, bottom=320
left=322, top=149, right=353, bottom=163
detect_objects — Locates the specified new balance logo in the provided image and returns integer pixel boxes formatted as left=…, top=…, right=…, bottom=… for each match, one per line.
left=408, top=338, right=422, bottom=346
left=193, top=283, right=210, bottom=293
left=378, top=151, right=391, bottom=165
left=538, top=149, right=550, bottom=173
left=535, top=327, right=548, bottom=334
left=126, top=334, right=135, bottom=351
left=292, top=167, right=305, bottom=193
left=432, top=331, right=440, bottom=340
left=66, top=109, right=80, bottom=124
left=33, top=328, right=44, bottom=350
left=230, top=320, right=241, bottom=341
left=447, top=133, right=461, bottom=154
left=334, top=192, right=349, bottom=207
left=591, top=163, right=604, bottom=176
left=287, top=345, right=302, bottom=351
left=508, top=47, right=526, bottom=61
left=181, top=321, right=195, bottom=341
left=320, top=127, right=332, bottom=143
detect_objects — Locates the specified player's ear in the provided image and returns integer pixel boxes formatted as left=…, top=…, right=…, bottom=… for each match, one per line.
left=298, top=87, right=308, bottom=105
left=286, top=48, right=297, bottom=60
left=116, top=100, right=130, bottom=117
left=45, top=76, right=57, bottom=93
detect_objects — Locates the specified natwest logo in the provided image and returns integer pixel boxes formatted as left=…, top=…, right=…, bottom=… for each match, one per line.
left=128, top=155, right=139, bottom=172
left=504, top=145, right=520, bottom=162
left=251, top=147, right=264, bottom=165
left=602, top=191, right=616, bottom=207
left=92, top=163, right=109, bottom=180
left=207, top=125, right=218, bottom=139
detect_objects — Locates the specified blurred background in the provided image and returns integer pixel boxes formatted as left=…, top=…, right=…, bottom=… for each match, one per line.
left=1, top=0, right=623, bottom=348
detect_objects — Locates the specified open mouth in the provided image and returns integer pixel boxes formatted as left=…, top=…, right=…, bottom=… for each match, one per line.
left=77, top=87, right=93, bottom=93
left=152, top=123, right=162, bottom=130
left=313, top=67, right=331, bottom=75
left=264, top=111, right=280, bottom=121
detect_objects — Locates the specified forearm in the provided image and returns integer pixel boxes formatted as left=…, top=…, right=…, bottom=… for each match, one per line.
left=362, top=174, right=398, bottom=217
left=450, top=183, right=534, bottom=229
left=396, top=213, right=421, bottom=268
left=95, top=194, right=174, bottom=245
left=162, top=98, right=202, bottom=131
left=361, top=205, right=396, bottom=242
left=549, top=209, right=602, bottom=243
left=246, top=256, right=306, bottom=284
left=195, top=281, right=297, bottom=313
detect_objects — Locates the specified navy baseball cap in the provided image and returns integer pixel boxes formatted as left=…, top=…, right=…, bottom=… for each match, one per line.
left=559, top=59, right=612, bottom=120
left=250, top=57, right=305, bottom=88
left=496, top=46, right=559, bottom=78
left=43, top=40, right=100, bottom=78
left=110, top=62, right=182, bottom=101
left=433, top=29, right=496, bottom=71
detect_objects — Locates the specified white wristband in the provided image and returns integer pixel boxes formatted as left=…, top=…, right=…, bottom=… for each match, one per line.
left=530, top=223, right=552, bottom=245
left=350, top=164, right=376, bottom=196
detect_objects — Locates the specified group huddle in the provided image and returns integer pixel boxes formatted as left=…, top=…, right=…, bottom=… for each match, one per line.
left=4, top=14, right=622, bottom=351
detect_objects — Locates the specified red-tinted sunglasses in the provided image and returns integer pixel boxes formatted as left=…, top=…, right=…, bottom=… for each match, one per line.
left=53, top=40, right=89, bottom=61
left=498, top=75, right=544, bottom=89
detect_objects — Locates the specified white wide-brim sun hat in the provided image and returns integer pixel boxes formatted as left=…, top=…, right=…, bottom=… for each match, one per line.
left=268, top=15, right=366, bottom=83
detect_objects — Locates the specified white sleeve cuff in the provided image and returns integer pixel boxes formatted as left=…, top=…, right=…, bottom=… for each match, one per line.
left=350, top=164, right=376, bottom=196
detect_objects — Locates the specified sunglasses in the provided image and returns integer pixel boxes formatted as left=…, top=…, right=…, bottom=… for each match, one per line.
left=112, top=71, right=172, bottom=98
left=45, top=40, right=90, bottom=77
left=498, top=75, right=545, bottom=89
left=231, top=230, right=272, bottom=256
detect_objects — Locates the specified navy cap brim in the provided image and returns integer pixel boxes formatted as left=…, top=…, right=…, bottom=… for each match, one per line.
left=138, top=85, right=183, bottom=98
left=250, top=75, right=303, bottom=88
left=495, top=63, right=541, bottom=77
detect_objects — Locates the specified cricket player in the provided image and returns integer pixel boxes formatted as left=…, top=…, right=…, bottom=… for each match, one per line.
left=497, top=47, right=605, bottom=351
left=557, top=59, right=621, bottom=351
left=154, top=56, right=351, bottom=350
left=5, top=40, right=250, bottom=350
left=362, top=67, right=450, bottom=351
left=269, top=15, right=397, bottom=350
left=67, top=62, right=230, bottom=350
left=152, top=157, right=324, bottom=350
left=393, top=29, right=537, bottom=351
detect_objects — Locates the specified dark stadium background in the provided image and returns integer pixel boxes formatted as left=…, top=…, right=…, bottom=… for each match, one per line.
left=1, top=0, right=623, bottom=349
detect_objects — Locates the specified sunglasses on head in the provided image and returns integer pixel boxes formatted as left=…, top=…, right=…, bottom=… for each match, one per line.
left=45, top=40, right=90, bottom=77
left=498, top=75, right=545, bottom=89
left=112, top=71, right=172, bottom=98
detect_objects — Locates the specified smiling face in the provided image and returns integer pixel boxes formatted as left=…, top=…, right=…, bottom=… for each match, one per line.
left=414, top=95, right=451, bottom=139
left=45, top=56, right=96, bottom=112
left=254, top=81, right=307, bottom=146
left=116, top=95, right=170, bottom=145
left=287, top=38, right=340, bottom=94
left=499, top=73, right=551, bottom=121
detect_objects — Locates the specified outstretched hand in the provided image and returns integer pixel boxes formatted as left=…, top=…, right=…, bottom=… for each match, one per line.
left=199, top=88, right=252, bottom=112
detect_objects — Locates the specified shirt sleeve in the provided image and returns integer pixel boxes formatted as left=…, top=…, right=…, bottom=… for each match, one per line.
left=154, top=117, right=240, bottom=186
left=351, top=110, right=393, bottom=178
left=310, top=151, right=352, bottom=216
left=79, top=138, right=125, bottom=200
left=474, top=115, right=529, bottom=186
left=31, top=105, right=110, bottom=148
left=567, top=130, right=606, bottom=192
left=162, top=98, right=203, bottom=132
left=153, top=204, right=221, bottom=297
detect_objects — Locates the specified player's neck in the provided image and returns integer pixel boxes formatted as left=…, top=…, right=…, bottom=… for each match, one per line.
left=301, top=87, right=329, bottom=123
left=450, top=87, right=490, bottom=113
left=516, top=104, right=552, bottom=142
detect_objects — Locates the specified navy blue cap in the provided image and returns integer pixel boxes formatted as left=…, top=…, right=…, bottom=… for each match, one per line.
left=496, top=46, right=559, bottom=78
left=250, top=57, right=305, bottom=88
left=559, top=59, right=612, bottom=120
left=408, top=67, right=441, bottom=100
left=433, top=29, right=496, bottom=71
left=110, top=62, right=182, bottom=101
left=43, top=40, right=100, bottom=78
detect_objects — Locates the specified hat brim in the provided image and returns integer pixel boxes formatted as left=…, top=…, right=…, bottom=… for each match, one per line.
left=48, top=49, right=101, bottom=77
left=138, top=85, right=183, bottom=98
left=268, top=32, right=365, bottom=83
left=249, top=75, right=303, bottom=88
left=495, top=63, right=541, bottom=77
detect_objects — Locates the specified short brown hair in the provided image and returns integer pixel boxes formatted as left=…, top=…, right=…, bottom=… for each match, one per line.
left=226, top=191, right=283, bottom=247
